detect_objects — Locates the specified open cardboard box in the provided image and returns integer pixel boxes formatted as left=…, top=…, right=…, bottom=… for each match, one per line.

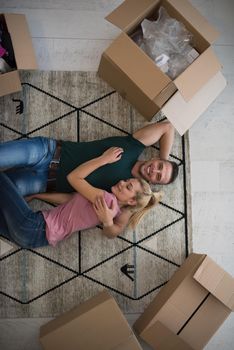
left=40, top=290, right=142, bottom=350
left=98, top=0, right=227, bottom=135
left=0, top=13, right=37, bottom=97
left=133, top=253, right=234, bottom=349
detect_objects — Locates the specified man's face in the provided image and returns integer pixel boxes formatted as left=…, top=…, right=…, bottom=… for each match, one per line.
left=139, top=158, right=173, bottom=185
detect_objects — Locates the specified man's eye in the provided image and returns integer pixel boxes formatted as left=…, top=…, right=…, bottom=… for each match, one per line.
left=159, top=162, right=163, bottom=170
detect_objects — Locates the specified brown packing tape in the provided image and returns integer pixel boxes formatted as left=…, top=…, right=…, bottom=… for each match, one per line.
left=153, top=82, right=177, bottom=107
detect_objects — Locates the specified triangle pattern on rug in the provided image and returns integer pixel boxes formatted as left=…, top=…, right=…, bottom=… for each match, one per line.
left=0, top=250, right=76, bottom=303
left=79, top=109, right=130, bottom=142
left=0, top=237, right=16, bottom=258
left=80, top=227, right=131, bottom=273
left=0, top=71, right=191, bottom=316
left=139, top=219, right=187, bottom=266
left=122, top=202, right=184, bottom=243
left=84, top=246, right=136, bottom=299
left=82, top=91, right=132, bottom=133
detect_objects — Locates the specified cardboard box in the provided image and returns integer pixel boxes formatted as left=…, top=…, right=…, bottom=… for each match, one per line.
left=98, top=0, right=226, bottom=135
left=40, top=290, right=142, bottom=350
left=0, top=13, right=37, bottom=97
left=133, top=253, right=234, bottom=349
left=142, top=321, right=194, bottom=350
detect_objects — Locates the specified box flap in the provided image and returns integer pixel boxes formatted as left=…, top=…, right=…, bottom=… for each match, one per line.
left=193, top=256, right=234, bottom=311
left=4, top=13, right=37, bottom=70
left=104, top=33, right=170, bottom=100
left=162, top=71, right=226, bottom=135
left=179, top=294, right=231, bottom=349
left=113, top=335, right=142, bottom=350
left=174, top=47, right=221, bottom=102
left=0, top=70, right=22, bottom=97
left=40, top=290, right=135, bottom=350
left=167, top=0, right=219, bottom=44
left=98, top=53, right=160, bottom=120
left=134, top=254, right=207, bottom=335
left=142, top=321, right=194, bottom=350
left=106, top=0, right=159, bottom=32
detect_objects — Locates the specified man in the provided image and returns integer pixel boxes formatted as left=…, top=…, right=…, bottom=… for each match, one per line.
left=0, top=121, right=178, bottom=197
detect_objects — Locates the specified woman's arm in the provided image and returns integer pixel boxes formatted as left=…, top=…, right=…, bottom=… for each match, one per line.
left=93, top=196, right=132, bottom=238
left=102, top=209, right=132, bottom=238
left=25, top=192, right=74, bottom=206
left=67, top=147, right=123, bottom=203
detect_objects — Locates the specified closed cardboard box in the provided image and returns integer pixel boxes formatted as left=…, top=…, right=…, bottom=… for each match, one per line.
left=0, top=13, right=37, bottom=97
left=133, top=253, right=234, bottom=349
left=40, top=290, right=142, bottom=350
left=98, top=0, right=226, bottom=135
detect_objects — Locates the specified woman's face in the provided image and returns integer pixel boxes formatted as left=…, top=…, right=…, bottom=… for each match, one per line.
left=111, top=178, right=142, bottom=206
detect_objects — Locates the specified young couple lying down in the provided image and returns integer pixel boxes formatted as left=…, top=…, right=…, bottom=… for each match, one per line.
left=0, top=121, right=178, bottom=248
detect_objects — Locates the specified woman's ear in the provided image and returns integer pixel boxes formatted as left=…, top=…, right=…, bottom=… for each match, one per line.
left=127, top=197, right=137, bottom=206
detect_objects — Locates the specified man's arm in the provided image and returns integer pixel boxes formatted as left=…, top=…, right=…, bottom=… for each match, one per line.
left=132, top=121, right=175, bottom=159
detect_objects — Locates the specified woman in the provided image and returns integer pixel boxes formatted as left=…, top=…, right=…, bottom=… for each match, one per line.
left=0, top=147, right=162, bottom=248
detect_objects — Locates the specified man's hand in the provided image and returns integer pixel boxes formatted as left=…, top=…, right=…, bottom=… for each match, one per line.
left=101, top=147, right=123, bottom=164
left=93, top=195, right=116, bottom=227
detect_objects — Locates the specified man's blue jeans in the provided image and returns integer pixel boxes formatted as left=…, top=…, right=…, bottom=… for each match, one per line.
left=0, top=137, right=56, bottom=196
left=0, top=172, right=48, bottom=248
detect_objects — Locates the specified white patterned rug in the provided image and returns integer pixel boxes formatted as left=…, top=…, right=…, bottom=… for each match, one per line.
left=0, top=71, right=192, bottom=317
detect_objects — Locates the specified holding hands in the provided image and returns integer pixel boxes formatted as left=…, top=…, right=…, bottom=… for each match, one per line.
left=101, top=147, right=123, bottom=164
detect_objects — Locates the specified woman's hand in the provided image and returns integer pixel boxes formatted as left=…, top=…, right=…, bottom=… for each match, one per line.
left=101, top=147, right=123, bottom=164
left=24, top=194, right=37, bottom=202
left=93, top=195, right=116, bottom=227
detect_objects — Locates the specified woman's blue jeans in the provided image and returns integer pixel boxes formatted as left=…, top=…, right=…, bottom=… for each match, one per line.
left=0, top=172, right=48, bottom=248
left=0, top=137, right=56, bottom=196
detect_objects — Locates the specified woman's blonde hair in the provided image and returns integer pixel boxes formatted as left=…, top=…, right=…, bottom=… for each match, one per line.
left=126, top=178, right=163, bottom=229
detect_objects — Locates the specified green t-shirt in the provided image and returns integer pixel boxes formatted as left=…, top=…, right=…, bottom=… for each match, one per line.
left=56, top=135, right=145, bottom=192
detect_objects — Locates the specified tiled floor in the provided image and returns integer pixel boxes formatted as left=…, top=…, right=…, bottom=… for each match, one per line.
left=0, top=1, right=233, bottom=349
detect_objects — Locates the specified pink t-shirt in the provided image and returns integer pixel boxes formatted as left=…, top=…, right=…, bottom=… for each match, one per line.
left=42, top=191, right=120, bottom=247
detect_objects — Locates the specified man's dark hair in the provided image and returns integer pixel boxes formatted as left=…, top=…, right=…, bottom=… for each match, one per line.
left=167, top=160, right=179, bottom=184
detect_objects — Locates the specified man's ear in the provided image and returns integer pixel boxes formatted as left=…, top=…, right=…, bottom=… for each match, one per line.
left=127, top=198, right=137, bottom=206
